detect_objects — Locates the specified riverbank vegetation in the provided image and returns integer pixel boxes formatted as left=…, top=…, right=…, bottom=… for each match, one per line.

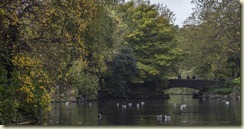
left=0, top=0, right=240, bottom=124
left=210, top=77, right=241, bottom=95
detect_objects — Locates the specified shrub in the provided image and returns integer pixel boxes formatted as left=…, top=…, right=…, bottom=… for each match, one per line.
left=230, top=77, right=241, bottom=95
left=211, top=88, right=232, bottom=95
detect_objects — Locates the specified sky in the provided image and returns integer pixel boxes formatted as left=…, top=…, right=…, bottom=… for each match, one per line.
left=125, top=0, right=195, bottom=27
left=151, top=0, right=195, bottom=27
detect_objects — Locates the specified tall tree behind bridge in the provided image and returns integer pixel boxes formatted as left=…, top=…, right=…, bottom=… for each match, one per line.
left=117, top=2, right=183, bottom=83
left=178, top=0, right=240, bottom=79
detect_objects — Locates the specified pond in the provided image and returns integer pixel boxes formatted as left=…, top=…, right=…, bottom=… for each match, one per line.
left=37, top=95, right=241, bottom=126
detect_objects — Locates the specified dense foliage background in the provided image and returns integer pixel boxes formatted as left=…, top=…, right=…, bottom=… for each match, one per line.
left=0, top=0, right=240, bottom=124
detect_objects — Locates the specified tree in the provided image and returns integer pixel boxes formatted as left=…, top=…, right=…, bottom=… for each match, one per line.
left=118, top=2, right=183, bottom=82
left=179, top=0, right=241, bottom=79
left=0, top=0, right=97, bottom=124
left=102, top=46, right=137, bottom=98
left=157, top=4, right=176, bottom=24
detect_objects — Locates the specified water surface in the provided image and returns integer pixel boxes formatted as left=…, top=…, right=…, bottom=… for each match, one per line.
left=39, top=95, right=241, bottom=126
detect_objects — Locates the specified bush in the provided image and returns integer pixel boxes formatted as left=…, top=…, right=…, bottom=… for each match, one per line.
left=230, top=77, right=241, bottom=95
left=73, top=73, right=99, bottom=100
left=225, top=77, right=240, bottom=88
left=211, top=88, right=233, bottom=95
left=68, top=60, right=99, bottom=100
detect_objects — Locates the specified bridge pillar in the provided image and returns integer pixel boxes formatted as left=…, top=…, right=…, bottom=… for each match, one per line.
left=192, top=91, right=203, bottom=99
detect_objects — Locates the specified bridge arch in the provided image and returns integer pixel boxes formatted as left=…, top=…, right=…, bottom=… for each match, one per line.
left=164, top=87, right=200, bottom=95
left=164, top=86, right=203, bottom=92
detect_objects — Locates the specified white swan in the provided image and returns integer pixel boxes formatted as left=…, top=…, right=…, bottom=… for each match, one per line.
left=164, top=115, right=171, bottom=120
left=156, top=114, right=162, bottom=118
left=128, top=103, right=132, bottom=107
left=116, top=103, right=119, bottom=107
left=136, top=104, right=140, bottom=108
left=141, top=101, right=145, bottom=105
left=225, top=101, right=229, bottom=105
left=65, top=102, right=69, bottom=106
left=180, top=104, right=186, bottom=110
left=98, top=113, right=102, bottom=119
left=122, top=105, right=127, bottom=109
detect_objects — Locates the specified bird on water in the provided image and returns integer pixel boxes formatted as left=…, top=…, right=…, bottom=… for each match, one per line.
left=98, top=113, right=102, bottom=119
left=164, top=115, right=171, bottom=121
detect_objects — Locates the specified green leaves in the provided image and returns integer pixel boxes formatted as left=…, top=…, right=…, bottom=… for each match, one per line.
left=0, top=0, right=99, bottom=123
left=119, top=2, right=183, bottom=81
left=103, top=46, right=137, bottom=98
left=179, top=0, right=240, bottom=79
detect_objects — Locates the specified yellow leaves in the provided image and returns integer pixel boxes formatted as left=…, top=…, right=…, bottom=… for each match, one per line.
left=18, top=82, right=51, bottom=110
left=12, top=54, right=42, bottom=68
left=39, top=86, right=45, bottom=89
left=0, top=9, right=5, bottom=14
left=18, top=74, right=35, bottom=103
left=79, top=23, right=87, bottom=32
left=17, top=74, right=52, bottom=110
left=19, top=85, right=34, bottom=103
left=41, top=92, right=51, bottom=104
left=13, top=54, right=53, bottom=111
left=50, top=8, right=56, bottom=14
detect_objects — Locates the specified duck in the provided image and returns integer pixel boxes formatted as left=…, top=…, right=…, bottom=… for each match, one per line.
left=98, top=113, right=102, bottom=119
left=116, top=103, right=119, bottom=107
left=65, top=101, right=69, bottom=106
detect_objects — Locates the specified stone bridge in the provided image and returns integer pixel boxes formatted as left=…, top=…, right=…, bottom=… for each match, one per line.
left=166, top=79, right=226, bottom=92
left=129, top=79, right=226, bottom=99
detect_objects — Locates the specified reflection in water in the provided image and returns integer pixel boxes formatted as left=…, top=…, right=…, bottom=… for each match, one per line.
left=40, top=95, right=241, bottom=126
